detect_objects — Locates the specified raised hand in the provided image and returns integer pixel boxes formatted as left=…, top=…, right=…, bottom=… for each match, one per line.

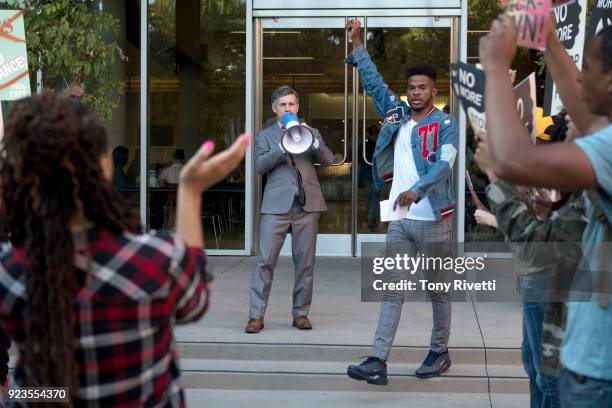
left=479, top=14, right=517, bottom=72
left=180, top=132, right=251, bottom=194
left=346, top=18, right=363, bottom=47
left=177, top=132, right=251, bottom=247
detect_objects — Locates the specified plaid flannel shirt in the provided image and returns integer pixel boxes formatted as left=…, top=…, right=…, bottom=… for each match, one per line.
left=0, top=228, right=210, bottom=407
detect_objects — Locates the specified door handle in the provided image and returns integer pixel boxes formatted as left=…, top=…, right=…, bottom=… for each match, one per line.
left=327, top=20, right=351, bottom=167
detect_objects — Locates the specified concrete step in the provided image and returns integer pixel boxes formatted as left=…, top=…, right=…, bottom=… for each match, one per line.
left=181, top=371, right=528, bottom=394
left=185, top=390, right=529, bottom=408
left=179, top=359, right=526, bottom=379
left=177, top=341, right=521, bottom=366
left=177, top=342, right=528, bottom=394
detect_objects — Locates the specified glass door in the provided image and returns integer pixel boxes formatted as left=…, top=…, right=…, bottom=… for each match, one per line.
left=255, top=16, right=454, bottom=256
left=356, top=17, right=453, bottom=255
left=257, top=17, right=354, bottom=256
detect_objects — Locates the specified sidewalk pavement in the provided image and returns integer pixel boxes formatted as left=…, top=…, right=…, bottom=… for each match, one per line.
left=176, top=256, right=523, bottom=349
left=178, top=255, right=527, bottom=408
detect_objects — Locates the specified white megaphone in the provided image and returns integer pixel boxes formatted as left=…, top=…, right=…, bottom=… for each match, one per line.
left=281, top=112, right=314, bottom=155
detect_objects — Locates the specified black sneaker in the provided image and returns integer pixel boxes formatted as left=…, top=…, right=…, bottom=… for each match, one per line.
left=415, top=350, right=451, bottom=378
left=347, top=356, right=388, bottom=385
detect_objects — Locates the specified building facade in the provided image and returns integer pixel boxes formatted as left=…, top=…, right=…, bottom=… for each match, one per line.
left=5, top=0, right=525, bottom=256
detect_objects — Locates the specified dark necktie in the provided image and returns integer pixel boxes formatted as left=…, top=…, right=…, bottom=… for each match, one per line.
left=281, top=126, right=306, bottom=205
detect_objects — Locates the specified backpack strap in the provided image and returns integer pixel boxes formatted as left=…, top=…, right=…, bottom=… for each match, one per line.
left=585, top=190, right=610, bottom=309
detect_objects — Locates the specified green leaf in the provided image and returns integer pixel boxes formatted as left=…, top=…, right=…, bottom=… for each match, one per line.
left=22, top=0, right=126, bottom=121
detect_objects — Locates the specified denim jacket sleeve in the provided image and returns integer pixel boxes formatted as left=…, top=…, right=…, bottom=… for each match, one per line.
left=345, top=45, right=399, bottom=118
left=409, top=115, right=458, bottom=198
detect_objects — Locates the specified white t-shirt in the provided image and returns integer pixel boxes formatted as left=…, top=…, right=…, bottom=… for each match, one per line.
left=389, top=119, right=436, bottom=221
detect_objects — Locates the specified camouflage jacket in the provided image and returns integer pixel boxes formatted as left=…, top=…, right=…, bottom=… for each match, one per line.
left=486, top=180, right=587, bottom=377
left=486, top=180, right=586, bottom=274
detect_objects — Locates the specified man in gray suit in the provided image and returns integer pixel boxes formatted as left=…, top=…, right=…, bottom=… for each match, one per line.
left=246, top=86, right=334, bottom=333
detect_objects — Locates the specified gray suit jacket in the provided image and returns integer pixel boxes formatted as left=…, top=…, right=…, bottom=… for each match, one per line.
left=256, top=123, right=334, bottom=214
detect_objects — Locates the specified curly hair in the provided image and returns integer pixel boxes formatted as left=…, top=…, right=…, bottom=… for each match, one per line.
left=0, top=93, right=141, bottom=404
left=406, top=64, right=437, bottom=82
left=0, top=189, right=7, bottom=242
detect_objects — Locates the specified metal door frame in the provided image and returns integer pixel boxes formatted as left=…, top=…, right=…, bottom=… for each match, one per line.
left=250, top=11, right=466, bottom=256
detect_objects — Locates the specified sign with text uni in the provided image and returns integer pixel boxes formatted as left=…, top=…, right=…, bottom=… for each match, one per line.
left=0, top=10, right=31, bottom=101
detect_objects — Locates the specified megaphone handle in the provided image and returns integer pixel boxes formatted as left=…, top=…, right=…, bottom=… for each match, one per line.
left=288, top=152, right=296, bottom=166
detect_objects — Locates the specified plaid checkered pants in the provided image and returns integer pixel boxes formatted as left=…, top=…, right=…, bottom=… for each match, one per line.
left=372, top=218, right=453, bottom=360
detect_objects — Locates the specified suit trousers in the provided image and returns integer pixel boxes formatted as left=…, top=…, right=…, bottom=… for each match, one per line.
left=372, top=218, right=453, bottom=361
left=249, top=202, right=320, bottom=319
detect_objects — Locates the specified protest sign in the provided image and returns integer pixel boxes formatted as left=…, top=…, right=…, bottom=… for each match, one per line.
left=543, top=0, right=587, bottom=115
left=0, top=10, right=31, bottom=101
left=586, top=0, right=612, bottom=44
left=513, top=73, right=537, bottom=140
left=450, top=62, right=486, bottom=133
left=505, top=0, right=553, bottom=50
left=0, top=9, right=31, bottom=135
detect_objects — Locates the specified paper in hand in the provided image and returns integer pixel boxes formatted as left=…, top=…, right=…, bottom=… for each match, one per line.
left=379, top=199, right=408, bottom=222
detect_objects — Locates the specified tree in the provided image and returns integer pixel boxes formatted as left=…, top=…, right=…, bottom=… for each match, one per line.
left=1, top=0, right=126, bottom=120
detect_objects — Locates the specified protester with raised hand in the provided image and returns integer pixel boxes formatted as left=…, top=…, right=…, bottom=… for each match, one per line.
left=0, top=92, right=250, bottom=406
left=479, top=15, right=612, bottom=406
left=543, top=15, right=608, bottom=136
left=344, top=18, right=458, bottom=385
left=474, top=125, right=588, bottom=408
left=478, top=15, right=609, bottom=189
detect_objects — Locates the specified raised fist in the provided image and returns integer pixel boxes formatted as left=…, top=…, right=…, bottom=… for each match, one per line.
left=346, top=18, right=363, bottom=46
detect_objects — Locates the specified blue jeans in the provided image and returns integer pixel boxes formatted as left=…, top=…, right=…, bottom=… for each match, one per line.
left=559, top=369, right=612, bottom=408
left=519, top=273, right=560, bottom=408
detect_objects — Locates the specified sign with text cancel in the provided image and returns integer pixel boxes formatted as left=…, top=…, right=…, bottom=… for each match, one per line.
left=0, top=9, right=31, bottom=101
